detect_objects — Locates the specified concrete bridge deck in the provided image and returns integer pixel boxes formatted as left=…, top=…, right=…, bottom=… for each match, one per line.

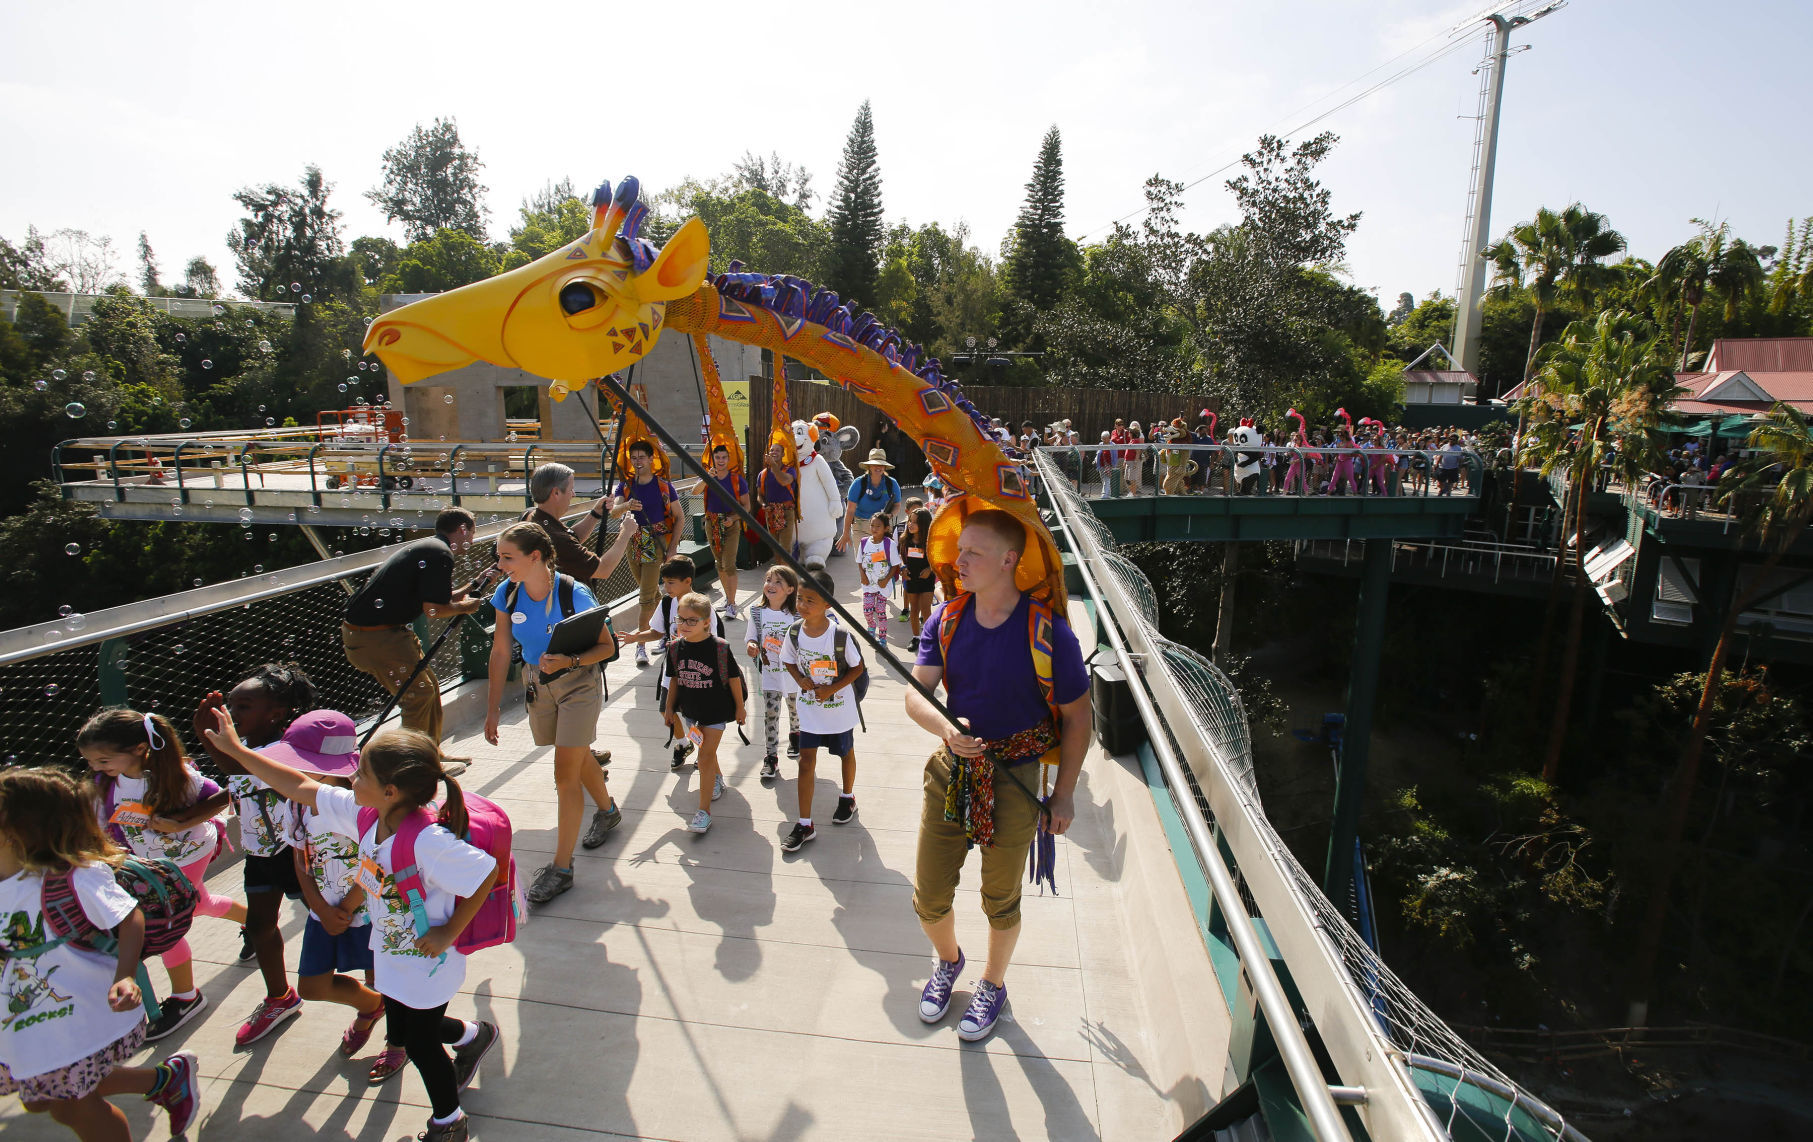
left=2, top=558, right=1228, bottom=1141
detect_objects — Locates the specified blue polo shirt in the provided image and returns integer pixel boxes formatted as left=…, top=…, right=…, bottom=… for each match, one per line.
left=846, top=473, right=900, bottom=518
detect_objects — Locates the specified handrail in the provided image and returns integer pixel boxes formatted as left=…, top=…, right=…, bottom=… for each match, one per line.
left=1405, top=1057, right=1589, bottom=1142
left=1052, top=479, right=1356, bottom=1140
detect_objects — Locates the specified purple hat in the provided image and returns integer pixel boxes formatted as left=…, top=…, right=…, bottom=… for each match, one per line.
left=261, top=710, right=360, bottom=777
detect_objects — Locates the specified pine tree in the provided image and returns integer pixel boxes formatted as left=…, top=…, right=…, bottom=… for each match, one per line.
left=136, top=231, right=160, bottom=295
left=824, top=101, right=885, bottom=310
left=1003, top=126, right=1080, bottom=311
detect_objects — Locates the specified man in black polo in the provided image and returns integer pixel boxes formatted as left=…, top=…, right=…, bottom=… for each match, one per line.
left=342, top=507, right=492, bottom=749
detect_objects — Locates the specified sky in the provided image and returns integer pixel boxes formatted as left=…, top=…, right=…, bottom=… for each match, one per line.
left=4, top=0, right=1810, bottom=311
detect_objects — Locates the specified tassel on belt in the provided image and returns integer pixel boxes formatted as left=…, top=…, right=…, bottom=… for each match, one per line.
left=942, top=720, right=1059, bottom=849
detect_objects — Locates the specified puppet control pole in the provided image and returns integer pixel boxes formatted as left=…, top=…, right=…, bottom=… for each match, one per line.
left=590, top=364, right=635, bottom=557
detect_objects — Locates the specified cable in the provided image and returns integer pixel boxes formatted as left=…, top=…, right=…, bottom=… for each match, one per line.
left=1075, top=3, right=1528, bottom=241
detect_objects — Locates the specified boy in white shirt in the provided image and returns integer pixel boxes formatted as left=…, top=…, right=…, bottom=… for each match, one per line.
left=778, top=569, right=865, bottom=852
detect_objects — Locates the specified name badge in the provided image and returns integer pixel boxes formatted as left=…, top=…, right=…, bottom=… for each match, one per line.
left=686, top=723, right=704, bottom=747
left=762, top=632, right=783, bottom=660
left=868, top=550, right=886, bottom=564
left=110, top=801, right=153, bottom=828
left=357, top=857, right=385, bottom=899
left=809, top=658, right=837, bottom=686
left=906, top=547, right=924, bottom=559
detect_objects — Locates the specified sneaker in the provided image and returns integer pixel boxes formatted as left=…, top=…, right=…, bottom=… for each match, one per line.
left=234, top=988, right=302, bottom=1047
left=722, top=601, right=740, bottom=620
left=582, top=804, right=622, bottom=849
left=635, top=644, right=650, bottom=667
left=787, top=732, right=800, bottom=760
left=148, top=1049, right=201, bottom=1136
left=237, top=925, right=255, bottom=961
left=145, top=991, right=207, bottom=1041
left=689, top=810, right=712, bottom=834
left=760, top=754, right=779, bottom=780
left=452, top=1020, right=500, bottom=1091
left=957, top=980, right=1008, bottom=1041
left=919, top=951, right=966, bottom=1022
left=592, top=747, right=611, bottom=769
left=711, top=774, right=725, bottom=801
left=780, top=822, right=816, bottom=852
left=671, top=741, right=693, bottom=771
left=438, top=757, right=471, bottom=779
left=416, top=1114, right=470, bottom=1142
left=368, top=1045, right=409, bottom=1085
left=526, top=863, right=574, bottom=903
left=832, top=796, right=857, bottom=825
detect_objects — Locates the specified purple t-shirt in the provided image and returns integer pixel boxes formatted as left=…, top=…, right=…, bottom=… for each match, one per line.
left=704, top=470, right=747, bottom=515
left=614, top=475, right=675, bottom=533
left=916, top=593, right=1088, bottom=741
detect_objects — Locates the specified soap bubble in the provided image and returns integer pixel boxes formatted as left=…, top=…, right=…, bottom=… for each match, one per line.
left=358, top=361, right=368, bottom=371
left=33, top=380, right=47, bottom=392
left=200, top=359, right=213, bottom=370
left=52, top=368, right=66, bottom=381
left=64, top=543, right=79, bottom=555
left=300, top=294, right=312, bottom=303
left=338, top=383, right=347, bottom=392
left=443, top=394, right=454, bottom=404
left=245, top=319, right=254, bottom=328
left=171, top=505, right=183, bottom=516
left=193, top=578, right=203, bottom=587
left=57, top=605, right=72, bottom=617
left=212, top=304, right=225, bottom=315
left=290, top=282, right=302, bottom=293
left=258, top=404, right=266, bottom=413
left=174, top=332, right=186, bottom=343
left=173, top=644, right=184, bottom=655
left=107, top=420, right=117, bottom=431
left=365, top=317, right=374, bottom=327
left=374, top=598, right=384, bottom=609
left=67, top=614, right=85, bottom=631
left=265, top=418, right=274, bottom=426
left=254, top=564, right=264, bottom=573
left=82, top=370, right=96, bottom=383
left=267, top=533, right=277, bottom=542
left=64, top=402, right=86, bottom=419
left=417, top=560, right=427, bottom=568
left=342, top=348, right=352, bottom=359
left=44, top=683, right=60, bottom=697
left=238, top=507, right=253, bottom=521
left=179, top=418, right=192, bottom=429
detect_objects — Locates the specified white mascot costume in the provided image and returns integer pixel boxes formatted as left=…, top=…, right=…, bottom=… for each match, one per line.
left=792, top=419, right=843, bottom=567
left=1230, top=419, right=1265, bottom=494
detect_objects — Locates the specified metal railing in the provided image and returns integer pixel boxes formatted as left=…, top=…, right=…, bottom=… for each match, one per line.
left=1035, top=443, right=1483, bottom=501
left=1299, top=538, right=1560, bottom=585
left=1036, top=451, right=1585, bottom=1142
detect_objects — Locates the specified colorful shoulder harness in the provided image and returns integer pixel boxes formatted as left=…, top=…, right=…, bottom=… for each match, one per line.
left=935, top=591, right=1062, bottom=729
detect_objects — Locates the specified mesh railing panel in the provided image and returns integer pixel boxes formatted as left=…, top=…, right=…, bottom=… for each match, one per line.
left=1036, top=451, right=1579, bottom=1142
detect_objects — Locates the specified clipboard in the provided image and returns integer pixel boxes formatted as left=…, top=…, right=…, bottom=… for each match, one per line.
left=540, top=606, right=617, bottom=682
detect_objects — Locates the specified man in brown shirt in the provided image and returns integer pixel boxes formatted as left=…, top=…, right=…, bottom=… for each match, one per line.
left=523, top=461, right=639, bottom=582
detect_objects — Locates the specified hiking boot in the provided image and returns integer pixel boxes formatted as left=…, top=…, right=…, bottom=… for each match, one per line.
left=526, top=863, right=574, bottom=904
left=635, top=644, right=650, bottom=667
left=416, top=1114, right=470, bottom=1142
left=711, top=774, right=725, bottom=801
left=919, top=951, right=965, bottom=1022
left=832, top=796, right=857, bottom=825
left=787, top=732, right=800, bottom=759
left=689, top=809, right=712, bottom=834
left=780, top=822, right=816, bottom=852
left=145, top=991, right=207, bottom=1041
left=452, top=1020, right=500, bottom=1091
left=582, top=804, right=622, bottom=849
left=234, top=988, right=302, bottom=1046
left=957, top=980, right=1008, bottom=1041
left=760, top=754, right=779, bottom=781
left=148, top=1049, right=201, bottom=1136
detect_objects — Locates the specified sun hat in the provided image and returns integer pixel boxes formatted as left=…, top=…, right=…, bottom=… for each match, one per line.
left=860, top=448, right=894, bottom=468
left=259, top=710, right=360, bottom=777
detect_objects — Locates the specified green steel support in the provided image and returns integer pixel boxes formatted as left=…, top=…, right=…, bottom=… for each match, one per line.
left=1324, top=537, right=1391, bottom=902
left=97, top=638, right=130, bottom=707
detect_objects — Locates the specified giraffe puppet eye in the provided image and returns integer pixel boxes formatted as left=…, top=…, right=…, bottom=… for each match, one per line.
left=559, top=282, right=600, bottom=316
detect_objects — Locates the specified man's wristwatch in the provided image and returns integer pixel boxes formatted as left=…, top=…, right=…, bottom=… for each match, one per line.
left=588, top=507, right=604, bottom=519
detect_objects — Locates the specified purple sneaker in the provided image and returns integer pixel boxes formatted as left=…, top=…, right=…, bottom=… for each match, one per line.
left=957, top=980, right=1007, bottom=1041
left=149, top=1049, right=202, bottom=1137
left=919, top=950, right=965, bottom=1023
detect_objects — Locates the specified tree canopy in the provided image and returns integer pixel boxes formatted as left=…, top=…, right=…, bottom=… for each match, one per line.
left=366, top=117, right=490, bottom=243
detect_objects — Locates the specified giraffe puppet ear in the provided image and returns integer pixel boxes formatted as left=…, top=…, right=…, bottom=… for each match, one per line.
left=637, top=217, right=711, bottom=303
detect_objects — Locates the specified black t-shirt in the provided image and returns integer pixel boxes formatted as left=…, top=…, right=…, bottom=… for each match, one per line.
left=344, top=537, right=454, bottom=626
left=668, top=637, right=744, bottom=725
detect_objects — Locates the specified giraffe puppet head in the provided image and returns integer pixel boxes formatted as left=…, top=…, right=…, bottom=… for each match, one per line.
left=363, top=177, right=709, bottom=390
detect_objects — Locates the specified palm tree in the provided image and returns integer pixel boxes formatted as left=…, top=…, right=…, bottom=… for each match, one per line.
left=1647, top=219, right=1766, bottom=370
left=1486, top=203, right=1628, bottom=398
left=1517, top=312, right=1680, bottom=783
left=1626, top=403, right=1813, bottom=1026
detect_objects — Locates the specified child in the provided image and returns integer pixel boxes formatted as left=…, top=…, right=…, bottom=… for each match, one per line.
left=778, top=569, right=866, bottom=851
left=856, top=513, right=902, bottom=643
left=662, top=592, right=748, bottom=835
left=191, top=662, right=316, bottom=1047
left=899, top=503, right=938, bottom=652
left=278, top=710, right=409, bottom=1085
left=202, top=716, right=502, bottom=1142
left=76, top=708, right=245, bottom=1042
left=744, top=566, right=802, bottom=780
left=622, top=556, right=727, bottom=772
left=0, top=766, right=202, bottom=1138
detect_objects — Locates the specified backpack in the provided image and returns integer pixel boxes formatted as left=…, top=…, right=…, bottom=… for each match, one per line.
left=18, top=858, right=199, bottom=1020
left=663, top=636, right=735, bottom=718
left=505, top=573, right=619, bottom=673
left=357, top=794, right=520, bottom=959
left=95, top=771, right=223, bottom=856
left=654, top=599, right=726, bottom=707
left=787, top=620, right=869, bottom=729
left=935, top=591, right=1063, bottom=730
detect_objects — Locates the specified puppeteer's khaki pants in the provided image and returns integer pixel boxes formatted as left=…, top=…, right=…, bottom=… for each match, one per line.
left=342, top=623, right=442, bottom=744
left=912, top=749, right=1042, bottom=931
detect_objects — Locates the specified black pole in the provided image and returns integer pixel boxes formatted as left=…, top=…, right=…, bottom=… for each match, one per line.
left=590, top=365, right=634, bottom=555
left=360, top=614, right=468, bottom=749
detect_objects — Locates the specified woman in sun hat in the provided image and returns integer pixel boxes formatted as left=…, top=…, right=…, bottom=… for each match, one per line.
left=840, top=448, right=902, bottom=555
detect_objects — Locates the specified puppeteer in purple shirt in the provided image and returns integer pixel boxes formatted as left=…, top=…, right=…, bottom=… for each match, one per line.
left=916, top=593, right=1089, bottom=741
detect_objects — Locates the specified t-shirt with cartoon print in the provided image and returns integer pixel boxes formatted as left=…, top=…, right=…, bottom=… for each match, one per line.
left=743, top=605, right=800, bottom=695
left=288, top=803, right=369, bottom=925
left=95, top=768, right=216, bottom=866
left=779, top=618, right=863, bottom=736
left=0, top=863, right=144, bottom=1078
left=857, top=535, right=902, bottom=596
left=228, top=771, right=291, bottom=856
left=311, top=787, right=496, bottom=1009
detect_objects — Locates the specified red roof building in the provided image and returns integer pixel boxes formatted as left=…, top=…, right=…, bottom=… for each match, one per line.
left=1504, top=337, right=1813, bottom=416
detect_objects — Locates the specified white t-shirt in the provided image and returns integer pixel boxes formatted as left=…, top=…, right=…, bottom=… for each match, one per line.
left=857, top=536, right=902, bottom=596
left=743, top=605, right=800, bottom=695
left=289, top=803, right=369, bottom=925
left=0, top=863, right=144, bottom=1078
left=96, top=769, right=216, bottom=866
left=780, top=619, right=864, bottom=736
left=228, top=770, right=291, bottom=856
left=311, top=787, right=495, bottom=1009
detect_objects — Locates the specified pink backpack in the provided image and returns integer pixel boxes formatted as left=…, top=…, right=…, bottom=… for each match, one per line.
left=357, top=794, right=521, bottom=957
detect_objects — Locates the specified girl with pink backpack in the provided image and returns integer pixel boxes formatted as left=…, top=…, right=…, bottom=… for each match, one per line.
left=203, top=715, right=516, bottom=1142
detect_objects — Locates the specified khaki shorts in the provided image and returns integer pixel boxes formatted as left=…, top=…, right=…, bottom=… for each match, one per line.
left=706, top=513, right=741, bottom=571
left=526, top=665, right=602, bottom=749
left=633, top=549, right=663, bottom=610
left=912, top=749, right=1043, bottom=932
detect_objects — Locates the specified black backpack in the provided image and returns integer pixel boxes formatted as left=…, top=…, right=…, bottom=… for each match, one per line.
left=787, top=619, right=869, bottom=729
